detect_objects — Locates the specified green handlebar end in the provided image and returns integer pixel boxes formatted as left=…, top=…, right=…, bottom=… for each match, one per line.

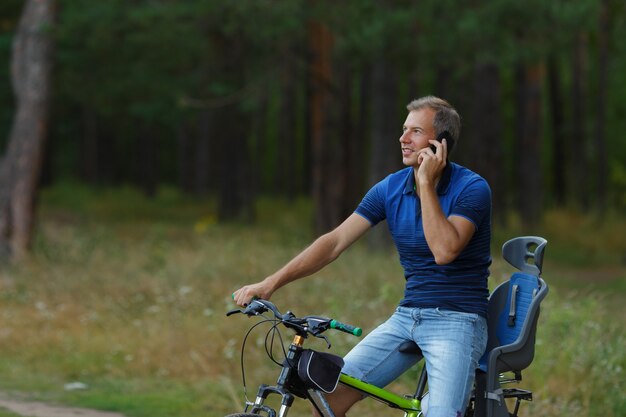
left=330, top=319, right=362, bottom=337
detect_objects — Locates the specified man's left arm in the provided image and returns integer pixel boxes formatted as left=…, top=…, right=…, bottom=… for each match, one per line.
left=418, top=138, right=489, bottom=265
left=420, top=184, right=476, bottom=265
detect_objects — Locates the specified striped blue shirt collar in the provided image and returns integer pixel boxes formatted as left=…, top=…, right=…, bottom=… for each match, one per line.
left=403, top=163, right=454, bottom=196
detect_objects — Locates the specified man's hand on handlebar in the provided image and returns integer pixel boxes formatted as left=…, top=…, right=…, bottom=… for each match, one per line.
left=232, top=281, right=274, bottom=307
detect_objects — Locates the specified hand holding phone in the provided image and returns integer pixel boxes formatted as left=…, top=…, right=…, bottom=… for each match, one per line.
left=430, top=130, right=453, bottom=153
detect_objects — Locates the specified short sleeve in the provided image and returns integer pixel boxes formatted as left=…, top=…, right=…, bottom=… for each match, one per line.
left=355, top=179, right=388, bottom=226
left=450, top=178, right=492, bottom=227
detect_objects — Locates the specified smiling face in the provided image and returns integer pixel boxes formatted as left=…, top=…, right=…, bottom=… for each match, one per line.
left=399, top=108, right=436, bottom=168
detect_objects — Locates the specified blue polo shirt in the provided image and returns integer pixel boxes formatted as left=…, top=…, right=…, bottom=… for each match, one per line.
left=355, top=163, right=492, bottom=317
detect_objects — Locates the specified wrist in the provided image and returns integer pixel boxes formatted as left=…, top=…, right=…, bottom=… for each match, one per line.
left=264, top=274, right=281, bottom=293
left=418, top=176, right=435, bottom=189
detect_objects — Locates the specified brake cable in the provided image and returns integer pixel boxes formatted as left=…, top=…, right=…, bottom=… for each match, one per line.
left=239, top=317, right=276, bottom=402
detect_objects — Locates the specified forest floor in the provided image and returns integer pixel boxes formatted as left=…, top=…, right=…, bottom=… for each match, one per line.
left=0, top=393, right=125, bottom=417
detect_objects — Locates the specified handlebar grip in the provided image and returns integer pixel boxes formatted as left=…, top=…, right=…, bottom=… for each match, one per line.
left=330, top=320, right=362, bottom=337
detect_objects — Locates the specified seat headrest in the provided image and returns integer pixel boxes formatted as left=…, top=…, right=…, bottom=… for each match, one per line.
left=502, top=236, right=547, bottom=276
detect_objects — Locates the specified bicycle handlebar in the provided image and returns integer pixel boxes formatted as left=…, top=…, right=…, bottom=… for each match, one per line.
left=227, top=299, right=362, bottom=339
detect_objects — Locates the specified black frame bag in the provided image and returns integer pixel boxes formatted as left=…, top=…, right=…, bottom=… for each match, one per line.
left=297, top=349, right=345, bottom=393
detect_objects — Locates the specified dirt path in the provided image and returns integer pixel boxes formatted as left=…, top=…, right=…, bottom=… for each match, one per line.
left=0, top=396, right=125, bottom=417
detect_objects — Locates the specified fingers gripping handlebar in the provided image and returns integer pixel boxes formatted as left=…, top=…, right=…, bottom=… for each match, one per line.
left=226, top=299, right=362, bottom=338
left=227, top=299, right=277, bottom=317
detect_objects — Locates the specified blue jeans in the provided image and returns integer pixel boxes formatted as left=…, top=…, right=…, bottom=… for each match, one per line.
left=341, top=306, right=487, bottom=417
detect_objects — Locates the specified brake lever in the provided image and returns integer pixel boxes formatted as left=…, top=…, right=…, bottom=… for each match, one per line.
left=315, top=334, right=331, bottom=349
left=226, top=309, right=243, bottom=317
left=243, top=299, right=270, bottom=316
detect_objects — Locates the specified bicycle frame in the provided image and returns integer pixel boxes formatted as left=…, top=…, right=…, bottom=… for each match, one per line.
left=244, top=334, right=422, bottom=417
left=338, top=373, right=421, bottom=416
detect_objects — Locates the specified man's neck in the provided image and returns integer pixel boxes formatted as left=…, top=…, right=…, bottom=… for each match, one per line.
left=413, top=170, right=439, bottom=197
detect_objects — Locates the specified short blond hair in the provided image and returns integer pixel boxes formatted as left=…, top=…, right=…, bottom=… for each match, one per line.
left=406, top=96, right=461, bottom=152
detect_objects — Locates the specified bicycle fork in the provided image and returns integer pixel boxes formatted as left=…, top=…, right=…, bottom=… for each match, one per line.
left=247, top=335, right=335, bottom=417
left=248, top=383, right=294, bottom=417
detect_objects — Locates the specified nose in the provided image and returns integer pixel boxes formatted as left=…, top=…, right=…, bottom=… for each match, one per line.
left=399, top=131, right=410, bottom=143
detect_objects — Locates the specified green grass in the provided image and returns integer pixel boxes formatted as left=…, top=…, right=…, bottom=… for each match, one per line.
left=0, top=410, right=23, bottom=417
left=0, top=183, right=624, bottom=417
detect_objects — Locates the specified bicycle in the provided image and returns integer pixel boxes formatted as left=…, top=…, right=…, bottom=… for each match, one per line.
left=224, top=298, right=426, bottom=417
left=224, top=236, right=548, bottom=417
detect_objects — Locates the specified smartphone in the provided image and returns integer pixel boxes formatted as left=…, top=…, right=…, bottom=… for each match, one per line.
left=430, top=130, right=453, bottom=153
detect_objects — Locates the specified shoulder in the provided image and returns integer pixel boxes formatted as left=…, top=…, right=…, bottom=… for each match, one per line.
left=369, top=167, right=412, bottom=193
left=448, top=164, right=492, bottom=224
left=450, top=163, right=491, bottom=193
left=378, top=166, right=412, bottom=183
left=386, top=167, right=413, bottom=188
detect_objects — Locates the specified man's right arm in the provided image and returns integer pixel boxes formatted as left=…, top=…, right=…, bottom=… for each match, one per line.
left=233, top=213, right=371, bottom=306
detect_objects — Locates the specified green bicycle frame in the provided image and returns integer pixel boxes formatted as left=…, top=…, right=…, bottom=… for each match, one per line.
left=338, top=373, right=421, bottom=417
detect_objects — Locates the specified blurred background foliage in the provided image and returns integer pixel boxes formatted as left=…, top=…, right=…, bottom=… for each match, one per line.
left=2, top=0, right=625, bottom=232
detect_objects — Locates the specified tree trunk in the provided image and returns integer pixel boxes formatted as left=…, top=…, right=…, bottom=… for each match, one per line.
left=352, top=68, right=371, bottom=206
left=213, top=28, right=255, bottom=222
left=368, top=60, right=400, bottom=189
left=337, top=68, right=353, bottom=217
left=176, top=120, right=195, bottom=194
left=0, top=0, right=55, bottom=261
left=547, top=55, right=567, bottom=206
left=277, top=56, right=299, bottom=200
left=367, top=59, right=401, bottom=249
left=514, top=62, right=544, bottom=227
left=571, top=31, right=589, bottom=210
left=216, top=104, right=254, bottom=223
left=434, top=65, right=452, bottom=102
left=307, top=19, right=342, bottom=234
left=82, top=106, right=99, bottom=183
left=595, top=0, right=609, bottom=213
left=195, top=110, right=213, bottom=196
left=136, top=124, right=157, bottom=197
left=469, top=62, right=505, bottom=222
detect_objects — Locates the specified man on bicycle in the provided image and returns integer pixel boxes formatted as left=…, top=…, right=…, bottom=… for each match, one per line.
left=233, top=96, right=491, bottom=417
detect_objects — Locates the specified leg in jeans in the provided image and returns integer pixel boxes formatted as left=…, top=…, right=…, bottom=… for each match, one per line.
left=315, top=307, right=486, bottom=417
left=314, top=307, right=422, bottom=416
left=415, top=308, right=487, bottom=417
left=341, top=306, right=423, bottom=387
